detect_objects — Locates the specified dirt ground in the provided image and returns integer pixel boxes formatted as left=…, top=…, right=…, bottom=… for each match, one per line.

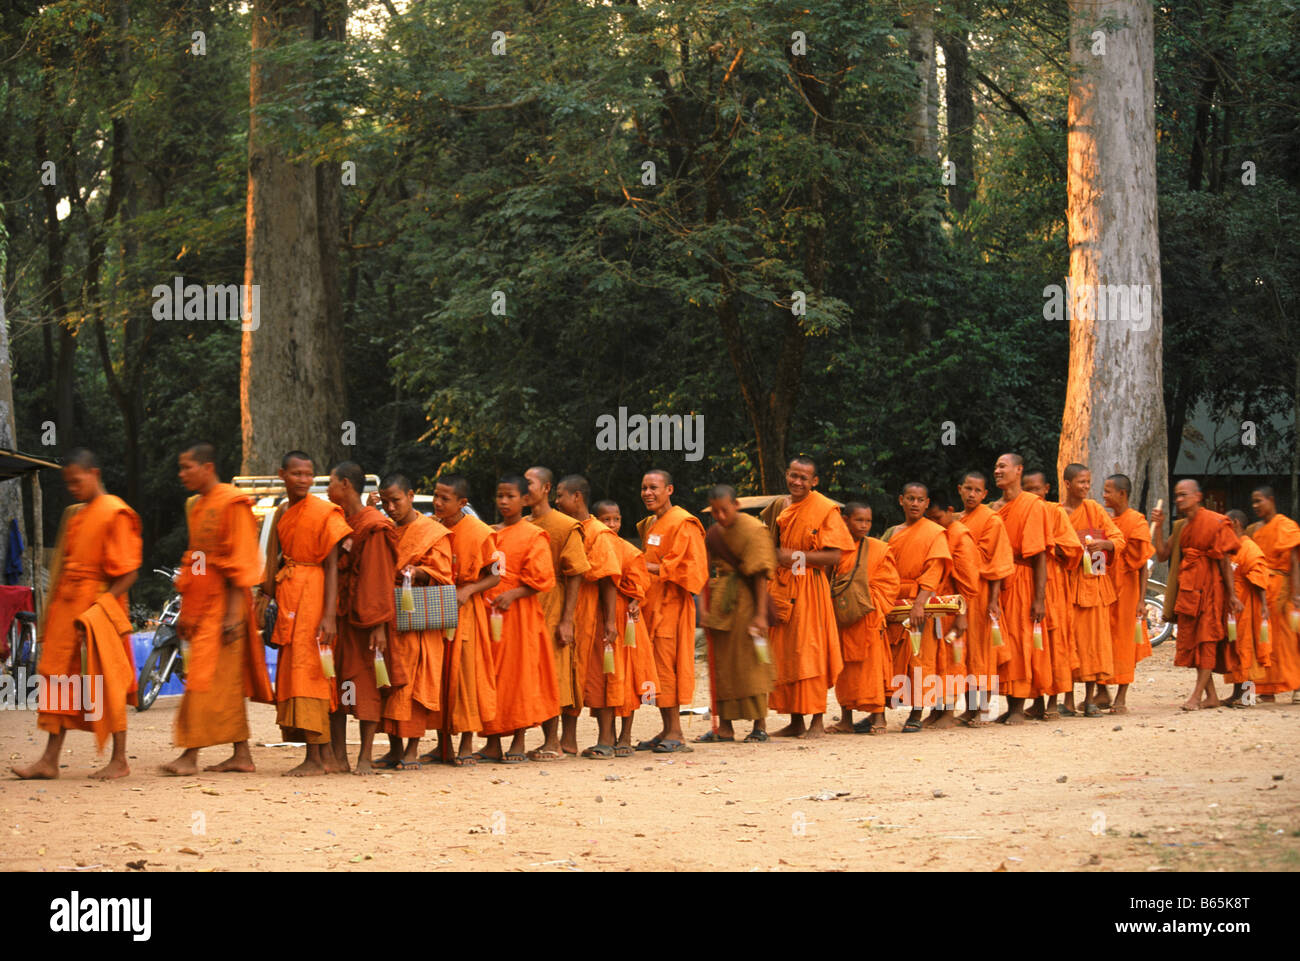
left=2, top=639, right=1297, bottom=872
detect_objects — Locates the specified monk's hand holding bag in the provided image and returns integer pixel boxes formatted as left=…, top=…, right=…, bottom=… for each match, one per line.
left=829, top=541, right=872, bottom=627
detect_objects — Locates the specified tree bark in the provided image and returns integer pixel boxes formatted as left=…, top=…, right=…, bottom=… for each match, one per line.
left=939, top=13, right=973, bottom=214
left=906, top=3, right=939, bottom=162
left=1058, top=0, right=1168, bottom=513
left=242, top=0, right=349, bottom=474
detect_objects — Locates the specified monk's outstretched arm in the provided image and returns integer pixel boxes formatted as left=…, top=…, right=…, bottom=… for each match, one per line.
left=457, top=567, right=500, bottom=608
left=599, top=577, right=618, bottom=643
left=1137, top=558, right=1149, bottom=618
left=1220, top=558, right=1242, bottom=615
left=987, top=578, right=1003, bottom=619
left=557, top=573, right=581, bottom=647
left=1031, top=554, right=1047, bottom=621
left=749, top=573, right=769, bottom=633
left=320, top=543, right=339, bottom=644
left=1151, top=509, right=1171, bottom=562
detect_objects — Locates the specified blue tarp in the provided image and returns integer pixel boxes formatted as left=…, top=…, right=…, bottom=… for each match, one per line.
left=130, top=631, right=279, bottom=698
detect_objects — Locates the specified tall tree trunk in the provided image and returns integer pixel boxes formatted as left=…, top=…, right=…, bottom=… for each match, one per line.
left=242, top=0, right=349, bottom=474
left=940, top=13, right=973, bottom=215
left=1058, top=0, right=1168, bottom=514
left=906, top=3, right=939, bottom=162
left=35, top=95, right=76, bottom=446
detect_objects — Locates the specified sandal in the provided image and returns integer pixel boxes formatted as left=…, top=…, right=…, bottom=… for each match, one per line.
left=470, top=751, right=499, bottom=763
left=634, top=737, right=663, bottom=752
left=450, top=754, right=476, bottom=767
left=396, top=759, right=422, bottom=770
left=1083, top=703, right=1102, bottom=718
left=902, top=719, right=923, bottom=733
left=743, top=729, right=770, bottom=743
left=652, top=738, right=694, bottom=753
left=370, top=757, right=401, bottom=770
left=500, top=752, right=527, bottom=764
left=613, top=744, right=634, bottom=757
left=1058, top=707, right=1078, bottom=718
left=693, top=730, right=735, bottom=743
left=581, top=744, right=615, bottom=759
left=527, top=749, right=563, bottom=761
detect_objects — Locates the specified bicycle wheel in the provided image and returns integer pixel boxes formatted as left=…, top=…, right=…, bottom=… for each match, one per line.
left=1145, top=597, right=1173, bottom=647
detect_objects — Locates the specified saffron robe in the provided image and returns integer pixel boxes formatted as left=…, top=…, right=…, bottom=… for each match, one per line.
left=1067, top=499, right=1124, bottom=683
left=883, top=517, right=952, bottom=707
left=336, top=506, right=401, bottom=722
left=1033, top=503, right=1083, bottom=697
left=1218, top=535, right=1270, bottom=684
left=576, top=516, right=627, bottom=711
left=996, top=493, right=1051, bottom=699
left=1168, top=509, right=1238, bottom=671
left=433, top=514, right=499, bottom=735
left=833, top=537, right=899, bottom=714
left=610, top=535, right=657, bottom=718
left=530, top=508, right=591, bottom=711
left=1104, top=508, right=1154, bottom=685
left=933, top=519, right=982, bottom=698
left=1252, top=513, right=1300, bottom=694
left=637, top=505, right=707, bottom=708
left=958, top=503, right=1014, bottom=687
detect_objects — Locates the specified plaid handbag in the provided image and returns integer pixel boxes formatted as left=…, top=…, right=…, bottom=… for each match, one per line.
left=394, top=583, right=460, bottom=633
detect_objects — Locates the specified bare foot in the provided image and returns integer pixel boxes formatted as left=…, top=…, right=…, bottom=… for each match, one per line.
left=825, top=720, right=856, bottom=734
left=11, top=760, right=59, bottom=780
left=956, top=709, right=978, bottom=724
left=770, top=721, right=805, bottom=738
left=1108, top=705, right=1129, bottom=715
left=284, top=759, right=326, bottom=777
left=801, top=718, right=826, bottom=739
left=997, top=710, right=1025, bottom=725
left=158, top=758, right=196, bottom=777
left=352, top=758, right=376, bottom=775
left=1181, top=698, right=1202, bottom=711
left=90, top=759, right=130, bottom=780
left=204, top=756, right=255, bottom=773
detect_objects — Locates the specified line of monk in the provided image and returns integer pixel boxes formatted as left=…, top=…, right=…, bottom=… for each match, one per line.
left=11, top=446, right=1300, bottom=779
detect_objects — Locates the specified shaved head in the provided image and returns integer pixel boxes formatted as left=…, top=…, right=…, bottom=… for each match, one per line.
left=1063, top=463, right=1087, bottom=482
left=709, top=484, right=738, bottom=503
left=64, top=447, right=100, bottom=471
left=1106, top=473, right=1131, bottom=495
left=184, top=443, right=217, bottom=466
left=435, top=473, right=470, bottom=500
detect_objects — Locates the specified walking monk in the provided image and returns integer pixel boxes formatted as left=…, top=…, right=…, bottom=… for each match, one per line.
left=422, top=474, right=499, bottom=765
left=1152, top=479, right=1241, bottom=711
left=698, top=485, right=777, bottom=743
left=883, top=483, right=951, bottom=733
left=477, top=475, right=558, bottom=763
left=1099, top=474, right=1153, bottom=714
left=161, top=444, right=274, bottom=775
left=13, top=449, right=141, bottom=780
left=827, top=503, right=899, bottom=735
left=1021, top=470, right=1083, bottom=719
left=1060, top=464, right=1124, bottom=717
left=636, top=469, right=707, bottom=753
left=992, top=454, right=1049, bottom=725
left=956, top=471, right=1013, bottom=725
left=554, top=476, right=623, bottom=758
left=1219, top=510, right=1271, bottom=707
left=923, top=498, right=981, bottom=728
left=374, top=474, right=453, bottom=770
left=328, top=462, right=401, bottom=773
left=525, top=466, right=590, bottom=760
left=1248, top=486, right=1300, bottom=703
left=594, top=499, right=659, bottom=756
left=261, top=451, right=350, bottom=776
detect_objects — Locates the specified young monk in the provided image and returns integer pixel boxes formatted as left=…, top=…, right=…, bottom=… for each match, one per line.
left=261, top=451, right=351, bottom=776
left=636, top=469, right=708, bottom=753
left=1219, top=509, right=1271, bottom=707
left=524, top=466, right=591, bottom=760
left=923, top=498, right=981, bottom=728
left=373, top=474, right=453, bottom=770
left=13, top=448, right=141, bottom=781
left=956, top=471, right=1013, bottom=725
left=477, top=475, right=559, bottom=763
left=992, top=454, right=1049, bottom=725
left=698, top=485, right=777, bottom=743
left=1099, top=473, right=1153, bottom=714
left=328, top=462, right=401, bottom=773
left=1248, top=486, right=1300, bottom=703
left=883, top=482, right=952, bottom=733
left=828, top=503, right=899, bottom=735
left=554, top=475, right=623, bottom=758
left=421, top=474, right=499, bottom=765
left=1060, top=463, right=1124, bottom=717
left=594, top=499, right=659, bottom=756
left=1151, top=479, right=1241, bottom=710
left=1021, top=470, right=1083, bottom=719
left=162, top=444, right=274, bottom=776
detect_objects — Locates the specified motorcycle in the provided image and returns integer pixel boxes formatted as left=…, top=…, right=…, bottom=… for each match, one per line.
left=1144, top=559, right=1174, bottom=647
left=136, top=568, right=184, bottom=710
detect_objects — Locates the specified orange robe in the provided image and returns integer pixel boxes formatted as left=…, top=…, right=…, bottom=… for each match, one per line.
left=637, top=505, right=707, bottom=708
left=1067, top=499, right=1124, bottom=683
left=1252, top=513, right=1300, bottom=694
left=1105, top=508, right=1154, bottom=685
left=883, top=518, right=952, bottom=708
left=272, top=495, right=351, bottom=743
left=382, top=514, right=454, bottom=738
left=174, top=483, right=274, bottom=749
left=1170, top=508, right=1239, bottom=671
left=834, top=537, right=899, bottom=714
left=1034, top=503, right=1083, bottom=697
left=702, top=513, right=777, bottom=720
left=934, top=520, right=981, bottom=697
left=530, top=509, right=591, bottom=713
left=433, top=514, right=499, bottom=736
left=1218, top=536, right=1270, bottom=684
left=997, top=493, right=1051, bottom=699
left=481, top=520, right=559, bottom=734
left=336, top=506, right=401, bottom=723
left=36, top=494, right=141, bottom=741
left=577, top=517, right=626, bottom=712
left=959, top=503, right=1014, bottom=689
left=610, top=536, right=658, bottom=717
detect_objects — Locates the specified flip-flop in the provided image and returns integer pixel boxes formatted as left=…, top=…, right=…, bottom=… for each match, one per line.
left=634, top=737, right=663, bottom=752
left=581, top=744, right=615, bottom=759
left=613, top=745, right=634, bottom=757
left=527, top=749, right=563, bottom=761
left=743, top=730, right=770, bottom=743
left=692, top=730, right=734, bottom=743
left=370, top=757, right=401, bottom=770
left=471, top=750, right=500, bottom=763
left=501, top=752, right=527, bottom=764
left=851, top=717, right=874, bottom=734
left=902, top=719, right=923, bottom=733
left=451, top=754, right=476, bottom=767
left=1058, top=707, right=1078, bottom=718
left=418, top=753, right=445, bottom=765
left=1083, top=704, right=1102, bottom=718
left=396, top=759, right=422, bottom=770
left=652, top=739, right=694, bottom=753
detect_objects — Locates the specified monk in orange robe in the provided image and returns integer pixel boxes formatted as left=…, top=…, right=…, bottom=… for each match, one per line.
left=524, top=466, right=591, bottom=760
left=635, top=469, right=707, bottom=753
left=883, top=483, right=952, bottom=733
left=260, top=451, right=351, bottom=776
left=1060, top=464, right=1124, bottom=717
left=1021, top=470, right=1083, bottom=719
left=162, top=444, right=274, bottom=776
left=554, top=475, right=624, bottom=757
left=1100, top=473, right=1153, bottom=714
left=477, top=475, right=559, bottom=763
left=956, top=470, right=1013, bottom=725
left=1248, top=486, right=1300, bottom=702
left=1152, top=479, right=1241, bottom=710
left=1218, top=509, right=1271, bottom=706
left=594, top=500, right=659, bottom=756
left=327, top=461, right=401, bottom=773
left=421, top=474, right=500, bottom=765
left=826, top=503, right=899, bottom=735
left=372, top=474, right=453, bottom=770
left=991, top=453, right=1049, bottom=724
left=13, top=449, right=141, bottom=781
left=923, top=499, right=982, bottom=727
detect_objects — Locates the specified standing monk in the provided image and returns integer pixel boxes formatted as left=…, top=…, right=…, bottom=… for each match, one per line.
left=1219, top=510, right=1271, bottom=707
left=525, top=466, right=590, bottom=760
left=13, top=449, right=140, bottom=780
left=1151, top=479, right=1241, bottom=710
left=1021, top=470, right=1083, bottom=719
left=883, top=483, right=952, bottom=733
left=698, top=485, right=777, bottom=743
left=1248, top=486, right=1300, bottom=703
left=992, top=454, right=1049, bottom=725
left=1060, top=464, right=1124, bottom=717
left=374, top=474, right=453, bottom=770
left=956, top=471, right=1013, bottom=725
left=1100, top=474, right=1153, bottom=714
left=827, top=503, right=899, bottom=736
left=635, top=469, right=708, bottom=753
left=328, top=462, right=401, bottom=773
left=162, top=444, right=274, bottom=776
left=923, top=498, right=981, bottom=728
